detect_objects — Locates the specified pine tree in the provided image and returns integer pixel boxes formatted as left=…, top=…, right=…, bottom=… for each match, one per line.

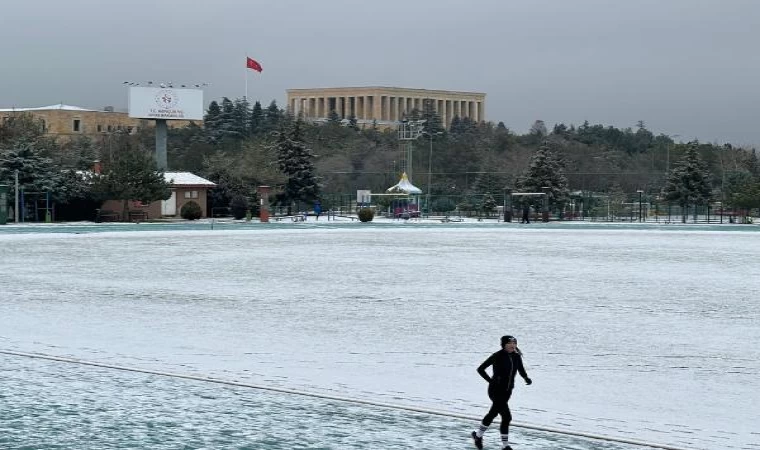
left=449, top=116, right=463, bottom=135
left=232, top=98, right=251, bottom=138
left=516, top=141, right=569, bottom=209
left=328, top=109, right=341, bottom=124
left=275, top=119, right=320, bottom=209
left=264, top=100, right=282, bottom=133
left=530, top=120, right=548, bottom=137
left=0, top=143, right=61, bottom=198
left=92, top=137, right=171, bottom=220
left=421, top=99, right=444, bottom=135
left=250, top=101, right=264, bottom=135
left=217, top=97, right=242, bottom=140
left=663, top=142, right=712, bottom=222
left=204, top=101, right=222, bottom=143
left=745, top=149, right=759, bottom=179
left=348, top=114, right=359, bottom=131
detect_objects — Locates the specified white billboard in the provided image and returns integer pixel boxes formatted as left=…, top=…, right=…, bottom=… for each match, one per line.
left=128, top=87, right=203, bottom=120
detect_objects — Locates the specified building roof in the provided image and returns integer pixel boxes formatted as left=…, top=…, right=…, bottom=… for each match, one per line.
left=165, top=171, right=216, bottom=187
left=386, top=172, right=422, bottom=194
left=287, top=86, right=486, bottom=97
left=0, top=103, right=99, bottom=112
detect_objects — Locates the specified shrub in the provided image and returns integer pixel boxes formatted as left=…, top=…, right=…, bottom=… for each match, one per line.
left=180, top=201, right=203, bottom=220
left=358, top=208, right=374, bottom=222
left=230, top=195, right=249, bottom=220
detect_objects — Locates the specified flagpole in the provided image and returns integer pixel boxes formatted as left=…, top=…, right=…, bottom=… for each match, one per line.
left=245, top=55, right=248, bottom=101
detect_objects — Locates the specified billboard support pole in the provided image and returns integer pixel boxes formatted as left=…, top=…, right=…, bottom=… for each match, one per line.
left=155, top=119, right=168, bottom=170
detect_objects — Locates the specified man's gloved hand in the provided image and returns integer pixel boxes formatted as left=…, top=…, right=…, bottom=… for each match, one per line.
left=525, top=377, right=532, bottom=385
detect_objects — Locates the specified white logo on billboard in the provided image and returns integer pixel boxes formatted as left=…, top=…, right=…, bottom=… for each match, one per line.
left=155, top=90, right=179, bottom=109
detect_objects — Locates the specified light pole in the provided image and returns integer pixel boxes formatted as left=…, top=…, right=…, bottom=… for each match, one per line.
left=424, top=130, right=443, bottom=216
left=421, top=99, right=443, bottom=217
left=637, top=190, right=643, bottom=222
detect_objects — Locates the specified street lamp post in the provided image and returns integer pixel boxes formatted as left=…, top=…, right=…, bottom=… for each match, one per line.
left=637, top=190, right=644, bottom=222
left=424, top=129, right=443, bottom=217
left=427, top=132, right=433, bottom=216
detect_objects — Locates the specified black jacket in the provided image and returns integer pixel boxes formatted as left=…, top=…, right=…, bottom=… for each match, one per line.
left=477, top=350, right=529, bottom=391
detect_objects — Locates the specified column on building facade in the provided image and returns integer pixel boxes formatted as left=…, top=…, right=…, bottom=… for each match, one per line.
left=389, top=97, right=396, bottom=121
left=372, top=95, right=381, bottom=121
left=382, top=96, right=389, bottom=121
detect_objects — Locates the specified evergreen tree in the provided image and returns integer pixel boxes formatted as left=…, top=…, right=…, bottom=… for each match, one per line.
left=449, top=116, right=464, bottom=135
left=217, top=97, right=242, bottom=140
left=250, top=101, right=264, bottom=135
left=421, top=99, right=445, bottom=135
left=263, top=100, right=282, bottom=133
left=0, top=143, right=61, bottom=198
left=232, top=98, right=251, bottom=138
left=516, top=141, right=569, bottom=209
left=328, top=109, right=342, bottom=124
left=663, top=142, right=712, bottom=222
left=730, top=180, right=760, bottom=214
left=92, top=137, right=171, bottom=221
left=204, top=101, right=222, bottom=142
left=745, top=149, right=760, bottom=179
left=275, top=119, right=320, bottom=209
left=529, top=120, right=548, bottom=137
left=59, top=135, right=97, bottom=170
left=347, top=114, right=359, bottom=131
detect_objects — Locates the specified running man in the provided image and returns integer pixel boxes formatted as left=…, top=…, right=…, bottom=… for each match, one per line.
left=471, top=335, right=532, bottom=450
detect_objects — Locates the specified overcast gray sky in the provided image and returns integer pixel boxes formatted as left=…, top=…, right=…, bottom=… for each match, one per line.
left=1, top=0, right=759, bottom=145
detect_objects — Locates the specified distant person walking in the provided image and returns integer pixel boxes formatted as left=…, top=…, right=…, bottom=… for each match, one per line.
left=314, top=200, right=322, bottom=220
left=521, top=205, right=530, bottom=224
left=471, top=335, right=532, bottom=450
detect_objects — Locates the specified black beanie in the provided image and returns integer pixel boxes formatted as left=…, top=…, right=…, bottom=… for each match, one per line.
left=501, top=335, right=517, bottom=347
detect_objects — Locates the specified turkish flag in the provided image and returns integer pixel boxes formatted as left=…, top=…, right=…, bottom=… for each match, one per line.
left=246, top=57, right=263, bottom=72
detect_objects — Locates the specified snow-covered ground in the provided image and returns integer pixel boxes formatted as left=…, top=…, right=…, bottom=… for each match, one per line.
left=1, top=223, right=758, bottom=449
left=0, top=354, right=644, bottom=449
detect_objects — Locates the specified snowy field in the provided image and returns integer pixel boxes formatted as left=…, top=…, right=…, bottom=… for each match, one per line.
left=1, top=222, right=758, bottom=449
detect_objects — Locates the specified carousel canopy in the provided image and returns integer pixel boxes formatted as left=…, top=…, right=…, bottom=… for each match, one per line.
left=386, top=172, right=422, bottom=194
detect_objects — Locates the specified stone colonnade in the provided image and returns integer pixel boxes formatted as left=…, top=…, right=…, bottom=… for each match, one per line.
left=286, top=88, right=485, bottom=127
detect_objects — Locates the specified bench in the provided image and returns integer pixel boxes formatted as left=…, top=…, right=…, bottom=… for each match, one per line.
left=96, top=210, right=120, bottom=222
left=128, top=211, right=148, bottom=222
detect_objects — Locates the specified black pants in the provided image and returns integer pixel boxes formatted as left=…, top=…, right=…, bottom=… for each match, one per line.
left=482, top=384, right=513, bottom=434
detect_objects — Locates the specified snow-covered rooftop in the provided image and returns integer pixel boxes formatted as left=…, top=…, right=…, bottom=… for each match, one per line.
left=164, top=171, right=216, bottom=187
left=0, top=103, right=99, bottom=113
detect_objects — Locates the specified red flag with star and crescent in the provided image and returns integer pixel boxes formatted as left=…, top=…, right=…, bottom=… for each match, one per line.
left=246, top=57, right=263, bottom=73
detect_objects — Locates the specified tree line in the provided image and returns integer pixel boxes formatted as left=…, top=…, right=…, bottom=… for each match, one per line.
left=1, top=96, right=759, bottom=221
